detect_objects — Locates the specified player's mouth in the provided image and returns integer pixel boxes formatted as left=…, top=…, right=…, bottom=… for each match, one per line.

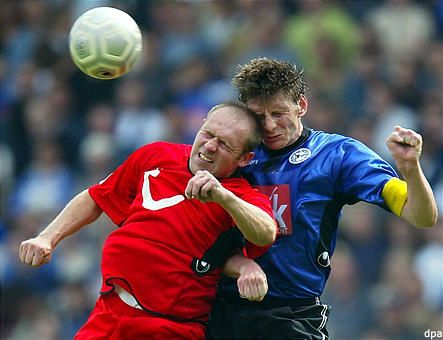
left=264, top=134, right=281, bottom=142
left=199, top=153, right=214, bottom=163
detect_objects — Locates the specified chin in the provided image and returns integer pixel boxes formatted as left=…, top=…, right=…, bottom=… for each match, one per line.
left=265, top=141, right=283, bottom=150
left=199, top=164, right=214, bottom=174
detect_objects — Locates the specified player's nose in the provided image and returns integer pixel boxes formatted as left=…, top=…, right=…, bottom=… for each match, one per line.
left=204, top=138, right=219, bottom=152
left=263, top=115, right=277, bottom=132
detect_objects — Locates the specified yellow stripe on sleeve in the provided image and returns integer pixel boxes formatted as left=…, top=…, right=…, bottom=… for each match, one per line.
left=382, top=177, right=408, bottom=217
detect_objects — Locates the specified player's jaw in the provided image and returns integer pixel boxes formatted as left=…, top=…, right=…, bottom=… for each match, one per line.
left=195, top=151, right=215, bottom=172
left=263, top=129, right=297, bottom=150
left=263, top=133, right=285, bottom=149
left=190, top=148, right=239, bottom=178
left=190, top=149, right=216, bottom=174
left=198, top=152, right=213, bottom=164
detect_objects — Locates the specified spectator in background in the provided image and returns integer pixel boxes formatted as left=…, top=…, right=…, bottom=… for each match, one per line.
left=151, top=1, right=211, bottom=70
left=339, top=203, right=387, bottom=287
left=0, top=144, right=14, bottom=212
left=113, top=78, right=172, bottom=160
left=207, top=58, right=438, bottom=339
left=167, top=55, right=230, bottom=144
left=415, top=91, right=442, bottom=196
left=365, top=0, right=435, bottom=69
left=8, top=140, right=74, bottom=219
left=18, top=103, right=276, bottom=339
left=365, top=81, right=418, bottom=162
left=198, top=1, right=244, bottom=55
left=78, top=132, right=116, bottom=187
left=220, top=2, right=295, bottom=67
left=2, top=2, right=48, bottom=92
left=283, top=0, right=360, bottom=76
left=413, top=220, right=443, bottom=311
left=368, top=248, right=431, bottom=339
left=341, top=28, right=385, bottom=119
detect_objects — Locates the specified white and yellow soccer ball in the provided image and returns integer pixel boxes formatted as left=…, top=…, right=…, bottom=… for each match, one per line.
left=69, top=7, right=142, bottom=80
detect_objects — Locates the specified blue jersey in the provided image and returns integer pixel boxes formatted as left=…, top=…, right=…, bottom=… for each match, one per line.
left=222, top=129, right=399, bottom=299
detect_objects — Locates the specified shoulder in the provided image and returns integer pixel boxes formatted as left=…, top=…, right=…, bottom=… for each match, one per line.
left=221, top=177, right=253, bottom=194
left=138, top=141, right=189, bottom=151
left=310, top=130, right=352, bottom=144
left=306, top=130, right=388, bottom=169
left=309, top=130, right=372, bottom=152
left=310, top=131, right=394, bottom=171
left=127, top=142, right=191, bottom=168
left=135, top=141, right=190, bottom=156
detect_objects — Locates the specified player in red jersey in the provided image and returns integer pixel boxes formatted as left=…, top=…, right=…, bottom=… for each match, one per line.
left=19, top=102, right=277, bottom=340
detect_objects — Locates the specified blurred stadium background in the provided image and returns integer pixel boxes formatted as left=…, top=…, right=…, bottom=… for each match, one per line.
left=1, top=0, right=442, bottom=339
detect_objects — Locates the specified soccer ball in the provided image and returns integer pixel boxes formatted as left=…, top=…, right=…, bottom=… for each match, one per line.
left=69, top=7, right=143, bottom=80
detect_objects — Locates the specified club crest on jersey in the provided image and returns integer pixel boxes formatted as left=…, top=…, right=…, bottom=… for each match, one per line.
left=254, top=184, right=292, bottom=236
left=317, top=251, right=331, bottom=268
left=289, top=148, right=311, bottom=164
left=191, top=258, right=214, bottom=277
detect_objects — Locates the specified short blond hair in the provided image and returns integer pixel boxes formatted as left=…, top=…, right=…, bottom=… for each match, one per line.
left=207, top=102, right=262, bottom=153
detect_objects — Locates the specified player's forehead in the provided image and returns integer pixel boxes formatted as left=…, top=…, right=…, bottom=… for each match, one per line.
left=246, top=93, right=294, bottom=113
left=203, top=107, right=251, bottom=138
left=206, top=106, right=249, bottom=127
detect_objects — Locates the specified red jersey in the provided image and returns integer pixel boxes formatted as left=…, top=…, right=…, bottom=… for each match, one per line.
left=88, top=142, right=274, bottom=322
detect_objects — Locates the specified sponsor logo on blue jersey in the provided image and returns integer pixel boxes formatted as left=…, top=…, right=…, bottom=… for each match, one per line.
left=254, top=184, right=292, bottom=235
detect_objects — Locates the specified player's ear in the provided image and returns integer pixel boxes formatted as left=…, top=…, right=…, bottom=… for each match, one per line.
left=238, top=151, right=254, bottom=168
left=296, top=95, right=308, bottom=117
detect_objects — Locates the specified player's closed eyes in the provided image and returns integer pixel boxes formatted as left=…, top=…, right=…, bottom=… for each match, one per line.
left=200, top=131, right=233, bottom=152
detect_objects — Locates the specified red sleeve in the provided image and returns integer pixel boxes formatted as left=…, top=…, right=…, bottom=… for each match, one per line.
left=88, top=146, right=149, bottom=226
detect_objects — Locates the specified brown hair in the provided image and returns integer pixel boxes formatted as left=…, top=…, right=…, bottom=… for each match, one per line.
left=232, top=57, right=308, bottom=103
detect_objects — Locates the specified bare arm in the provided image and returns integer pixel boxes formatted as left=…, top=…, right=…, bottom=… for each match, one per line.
left=223, top=252, right=268, bottom=301
left=19, top=189, right=103, bottom=266
left=185, top=170, right=276, bottom=246
left=386, top=126, right=438, bottom=227
left=217, top=191, right=276, bottom=246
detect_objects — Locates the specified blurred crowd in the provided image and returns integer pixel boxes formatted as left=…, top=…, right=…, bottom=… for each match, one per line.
left=0, top=0, right=442, bottom=339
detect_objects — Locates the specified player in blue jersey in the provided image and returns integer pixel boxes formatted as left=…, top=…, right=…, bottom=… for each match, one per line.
left=206, top=58, right=438, bottom=339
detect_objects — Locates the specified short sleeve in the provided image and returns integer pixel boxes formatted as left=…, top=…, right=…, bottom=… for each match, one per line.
left=88, top=147, right=146, bottom=226
left=337, top=139, right=399, bottom=210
